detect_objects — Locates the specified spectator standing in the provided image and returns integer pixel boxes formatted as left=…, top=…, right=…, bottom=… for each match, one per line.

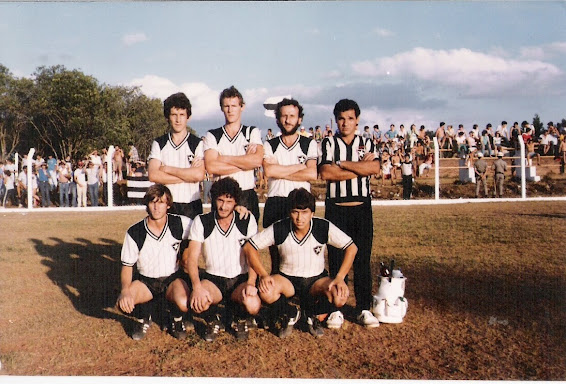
left=401, top=153, right=414, bottom=200
left=128, top=142, right=139, bottom=176
left=319, top=99, right=380, bottom=328
left=86, top=161, right=101, bottom=207
left=2, top=170, right=17, bottom=208
left=37, top=163, right=51, bottom=207
left=113, top=145, right=124, bottom=181
left=74, top=161, right=87, bottom=207
left=57, top=160, right=71, bottom=207
left=474, top=152, right=489, bottom=198
left=46, top=155, right=58, bottom=191
left=492, top=152, right=507, bottom=198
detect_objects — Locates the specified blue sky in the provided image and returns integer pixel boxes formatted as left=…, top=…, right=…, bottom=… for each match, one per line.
left=1, top=1, right=566, bottom=137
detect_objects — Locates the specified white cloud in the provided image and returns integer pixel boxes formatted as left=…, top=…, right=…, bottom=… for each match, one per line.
left=520, top=41, right=566, bottom=60
left=373, top=28, right=394, bottom=37
left=122, top=33, right=148, bottom=46
left=305, top=27, right=321, bottom=35
left=352, top=47, right=563, bottom=96
left=128, top=75, right=219, bottom=119
left=322, top=70, right=343, bottom=79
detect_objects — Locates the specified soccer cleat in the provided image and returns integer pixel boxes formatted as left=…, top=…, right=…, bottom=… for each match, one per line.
left=306, top=316, right=324, bottom=338
left=169, top=318, right=187, bottom=340
left=183, top=316, right=195, bottom=331
left=131, top=318, right=150, bottom=340
left=277, top=307, right=301, bottom=338
left=232, top=318, right=249, bottom=341
left=204, top=316, right=222, bottom=342
left=357, top=310, right=380, bottom=328
left=326, top=311, right=344, bottom=329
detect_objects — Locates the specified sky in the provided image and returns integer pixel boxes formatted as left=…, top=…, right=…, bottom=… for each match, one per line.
left=1, top=1, right=566, bottom=138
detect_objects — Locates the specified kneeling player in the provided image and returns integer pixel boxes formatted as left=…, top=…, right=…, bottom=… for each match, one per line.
left=116, top=184, right=192, bottom=340
left=181, top=177, right=260, bottom=341
left=243, top=188, right=357, bottom=338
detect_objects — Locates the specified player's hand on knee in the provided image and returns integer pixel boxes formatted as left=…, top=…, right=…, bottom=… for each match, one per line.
left=242, top=284, right=258, bottom=299
left=328, top=278, right=349, bottom=299
left=116, top=291, right=135, bottom=314
left=190, top=287, right=211, bottom=313
left=258, top=275, right=275, bottom=295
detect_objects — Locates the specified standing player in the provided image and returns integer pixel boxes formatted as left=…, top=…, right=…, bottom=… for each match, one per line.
left=148, top=92, right=205, bottom=220
left=203, top=86, right=264, bottom=223
left=262, top=98, right=318, bottom=273
left=243, top=188, right=357, bottom=338
left=319, top=99, right=380, bottom=328
left=116, top=184, right=192, bottom=340
left=182, top=177, right=260, bottom=342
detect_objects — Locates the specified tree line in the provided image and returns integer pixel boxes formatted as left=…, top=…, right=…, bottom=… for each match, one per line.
left=0, top=64, right=170, bottom=163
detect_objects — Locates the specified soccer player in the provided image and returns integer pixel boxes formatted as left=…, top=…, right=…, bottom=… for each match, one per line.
left=181, top=177, right=260, bottom=342
left=319, top=99, right=380, bottom=328
left=243, top=188, right=357, bottom=338
left=116, top=184, right=192, bottom=340
left=148, top=92, right=205, bottom=220
left=203, top=86, right=264, bottom=223
left=262, top=98, right=318, bottom=273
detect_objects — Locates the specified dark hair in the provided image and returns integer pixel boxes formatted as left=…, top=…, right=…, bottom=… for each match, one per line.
left=144, top=184, right=173, bottom=214
left=287, top=188, right=315, bottom=213
left=210, top=177, right=242, bottom=208
left=333, top=99, right=360, bottom=120
left=164, top=92, right=192, bottom=119
left=275, top=98, right=304, bottom=121
left=219, top=85, right=244, bottom=107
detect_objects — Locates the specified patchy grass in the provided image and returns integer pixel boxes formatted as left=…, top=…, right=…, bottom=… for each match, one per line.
left=0, top=202, right=565, bottom=379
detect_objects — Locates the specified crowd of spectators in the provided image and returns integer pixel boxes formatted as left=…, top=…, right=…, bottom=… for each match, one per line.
left=2, top=120, right=565, bottom=208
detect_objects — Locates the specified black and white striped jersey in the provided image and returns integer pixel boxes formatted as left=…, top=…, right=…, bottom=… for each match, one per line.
left=263, top=135, right=318, bottom=198
left=189, top=211, right=258, bottom=278
left=148, top=132, right=204, bottom=204
left=248, top=217, right=353, bottom=278
left=319, top=135, right=376, bottom=203
left=121, top=214, right=192, bottom=278
left=203, top=125, right=263, bottom=191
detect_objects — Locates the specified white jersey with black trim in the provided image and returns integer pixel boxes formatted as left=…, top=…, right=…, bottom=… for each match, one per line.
left=189, top=211, right=258, bottom=278
left=263, top=135, right=318, bottom=198
left=203, top=125, right=263, bottom=191
left=121, top=214, right=192, bottom=278
left=319, top=134, right=376, bottom=203
left=248, top=217, right=353, bottom=278
left=148, top=132, right=204, bottom=204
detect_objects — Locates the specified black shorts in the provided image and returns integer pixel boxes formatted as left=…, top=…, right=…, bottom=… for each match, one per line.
left=198, top=271, right=249, bottom=298
left=241, top=189, right=260, bottom=225
left=138, top=270, right=183, bottom=298
left=171, top=200, right=203, bottom=220
left=279, top=270, right=328, bottom=300
left=263, top=196, right=288, bottom=228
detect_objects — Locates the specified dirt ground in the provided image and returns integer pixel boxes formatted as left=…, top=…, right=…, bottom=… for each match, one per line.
left=0, top=201, right=565, bottom=379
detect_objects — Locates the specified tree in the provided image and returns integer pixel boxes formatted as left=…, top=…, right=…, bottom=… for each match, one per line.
left=29, top=65, right=103, bottom=161
left=0, top=64, right=34, bottom=161
left=532, top=114, right=543, bottom=137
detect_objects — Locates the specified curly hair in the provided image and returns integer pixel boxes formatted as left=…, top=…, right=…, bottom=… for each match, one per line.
left=210, top=177, right=242, bottom=208
left=163, top=92, right=192, bottom=119
left=275, top=98, right=304, bottom=121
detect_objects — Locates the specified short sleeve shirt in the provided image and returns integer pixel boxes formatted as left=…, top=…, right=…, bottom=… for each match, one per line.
left=203, top=125, right=263, bottom=191
left=148, top=132, right=204, bottom=203
left=263, top=135, right=318, bottom=198
left=248, top=217, right=353, bottom=278
left=121, top=214, right=191, bottom=278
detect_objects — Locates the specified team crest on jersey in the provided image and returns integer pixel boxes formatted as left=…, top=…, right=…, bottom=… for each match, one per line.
left=238, top=238, right=247, bottom=247
left=358, top=146, right=366, bottom=159
left=297, top=155, right=307, bottom=164
left=187, top=154, right=194, bottom=165
left=172, top=241, right=181, bottom=253
left=313, top=245, right=323, bottom=255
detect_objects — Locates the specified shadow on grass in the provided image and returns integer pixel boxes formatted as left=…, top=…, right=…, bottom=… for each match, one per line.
left=31, top=236, right=126, bottom=324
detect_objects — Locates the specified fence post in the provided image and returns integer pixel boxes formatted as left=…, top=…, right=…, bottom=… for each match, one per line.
left=26, top=148, right=35, bottom=209
left=518, top=136, right=526, bottom=199
left=433, top=137, right=439, bottom=200
left=106, top=146, right=115, bottom=207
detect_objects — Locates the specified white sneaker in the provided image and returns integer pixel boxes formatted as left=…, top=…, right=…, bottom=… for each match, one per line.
left=357, top=310, right=380, bottom=328
left=326, top=311, right=344, bottom=329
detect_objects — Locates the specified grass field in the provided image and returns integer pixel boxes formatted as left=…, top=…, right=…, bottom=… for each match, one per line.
left=0, top=201, right=565, bottom=379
